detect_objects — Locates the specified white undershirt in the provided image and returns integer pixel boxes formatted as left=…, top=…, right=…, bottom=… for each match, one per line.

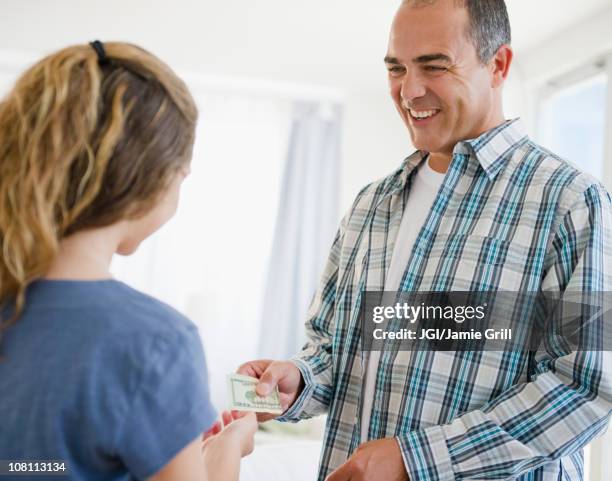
left=360, top=156, right=446, bottom=442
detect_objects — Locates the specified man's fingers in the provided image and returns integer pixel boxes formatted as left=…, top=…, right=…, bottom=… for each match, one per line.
left=325, top=459, right=353, bottom=481
left=237, top=359, right=272, bottom=379
left=279, top=392, right=295, bottom=411
left=256, top=412, right=277, bottom=422
left=236, top=363, right=258, bottom=378
left=251, top=412, right=275, bottom=422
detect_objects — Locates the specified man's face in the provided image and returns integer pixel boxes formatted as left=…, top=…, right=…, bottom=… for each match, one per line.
left=386, top=0, right=498, bottom=156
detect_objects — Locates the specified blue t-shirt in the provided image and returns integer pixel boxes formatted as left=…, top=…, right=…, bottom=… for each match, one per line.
left=0, top=279, right=217, bottom=481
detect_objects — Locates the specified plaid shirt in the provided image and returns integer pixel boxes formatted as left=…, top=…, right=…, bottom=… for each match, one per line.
left=279, top=119, right=612, bottom=481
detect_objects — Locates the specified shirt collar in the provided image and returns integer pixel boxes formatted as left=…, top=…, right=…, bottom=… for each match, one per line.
left=391, top=118, right=529, bottom=193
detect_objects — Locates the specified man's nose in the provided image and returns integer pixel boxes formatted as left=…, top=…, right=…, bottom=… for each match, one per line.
left=400, top=70, right=427, bottom=103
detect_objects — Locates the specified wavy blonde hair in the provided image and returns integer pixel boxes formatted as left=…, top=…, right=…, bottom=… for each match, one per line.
left=0, top=42, right=197, bottom=350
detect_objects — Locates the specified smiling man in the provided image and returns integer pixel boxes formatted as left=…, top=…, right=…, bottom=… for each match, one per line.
left=239, top=1, right=612, bottom=480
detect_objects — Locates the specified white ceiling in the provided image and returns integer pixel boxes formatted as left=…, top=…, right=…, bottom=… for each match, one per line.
left=1, top=0, right=611, bottom=92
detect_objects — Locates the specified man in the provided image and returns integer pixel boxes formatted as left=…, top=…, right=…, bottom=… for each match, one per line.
left=239, top=1, right=612, bottom=479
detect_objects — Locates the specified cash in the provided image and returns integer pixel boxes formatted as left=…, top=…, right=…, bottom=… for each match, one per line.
left=227, top=373, right=283, bottom=414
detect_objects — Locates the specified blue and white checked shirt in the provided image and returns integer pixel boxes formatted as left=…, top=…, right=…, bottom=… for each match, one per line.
left=279, top=119, right=612, bottom=480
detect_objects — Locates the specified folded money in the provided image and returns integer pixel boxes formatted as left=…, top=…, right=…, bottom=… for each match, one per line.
left=227, top=373, right=283, bottom=414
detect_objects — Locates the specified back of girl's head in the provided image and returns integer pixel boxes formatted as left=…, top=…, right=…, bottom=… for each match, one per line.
left=0, top=41, right=198, bottom=341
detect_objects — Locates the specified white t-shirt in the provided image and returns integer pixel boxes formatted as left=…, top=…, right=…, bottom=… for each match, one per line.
left=360, top=155, right=446, bottom=442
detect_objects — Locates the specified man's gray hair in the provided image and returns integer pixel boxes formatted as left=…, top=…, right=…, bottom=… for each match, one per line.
left=402, top=0, right=511, bottom=64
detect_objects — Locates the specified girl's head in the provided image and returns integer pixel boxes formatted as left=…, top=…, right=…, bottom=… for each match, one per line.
left=0, top=41, right=197, bottom=331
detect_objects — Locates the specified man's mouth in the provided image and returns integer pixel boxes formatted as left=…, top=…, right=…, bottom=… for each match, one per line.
left=407, top=108, right=441, bottom=122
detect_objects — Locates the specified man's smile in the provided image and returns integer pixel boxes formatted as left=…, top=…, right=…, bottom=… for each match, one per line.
left=407, top=107, right=441, bottom=124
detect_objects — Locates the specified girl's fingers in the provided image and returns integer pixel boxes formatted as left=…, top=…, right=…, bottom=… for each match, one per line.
left=222, top=410, right=233, bottom=427
left=207, top=410, right=254, bottom=438
left=231, top=410, right=248, bottom=420
left=202, top=420, right=222, bottom=441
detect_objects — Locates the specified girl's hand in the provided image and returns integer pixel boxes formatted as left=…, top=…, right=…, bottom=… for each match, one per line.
left=221, top=411, right=258, bottom=457
left=202, top=410, right=258, bottom=457
left=202, top=410, right=245, bottom=442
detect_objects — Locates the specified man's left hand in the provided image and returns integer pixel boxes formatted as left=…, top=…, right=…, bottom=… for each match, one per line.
left=325, top=437, right=409, bottom=481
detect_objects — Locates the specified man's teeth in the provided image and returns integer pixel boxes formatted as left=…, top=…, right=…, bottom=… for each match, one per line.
left=409, top=109, right=439, bottom=119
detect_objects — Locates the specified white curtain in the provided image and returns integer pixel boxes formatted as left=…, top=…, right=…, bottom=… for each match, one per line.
left=257, top=102, right=342, bottom=360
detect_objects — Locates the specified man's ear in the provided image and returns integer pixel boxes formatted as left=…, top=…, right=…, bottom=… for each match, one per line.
left=490, top=44, right=513, bottom=88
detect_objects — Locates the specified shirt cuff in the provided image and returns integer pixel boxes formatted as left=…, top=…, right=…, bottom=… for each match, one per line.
left=396, top=425, right=455, bottom=481
left=275, top=357, right=316, bottom=422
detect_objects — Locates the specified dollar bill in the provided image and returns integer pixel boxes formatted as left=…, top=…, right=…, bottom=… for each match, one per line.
left=227, top=373, right=283, bottom=414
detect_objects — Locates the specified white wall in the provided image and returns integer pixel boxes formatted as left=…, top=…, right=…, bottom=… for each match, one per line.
left=340, top=89, right=412, bottom=211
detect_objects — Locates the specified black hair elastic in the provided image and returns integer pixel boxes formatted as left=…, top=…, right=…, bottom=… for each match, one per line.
left=89, top=39, right=151, bottom=82
left=89, top=40, right=109, bottom=65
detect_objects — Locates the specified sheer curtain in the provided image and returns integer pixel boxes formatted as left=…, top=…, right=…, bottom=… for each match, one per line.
left=257, top=101, right=342, bottom=359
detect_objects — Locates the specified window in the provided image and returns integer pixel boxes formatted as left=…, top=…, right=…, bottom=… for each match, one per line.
left=538, top=73, right=607, bottom=179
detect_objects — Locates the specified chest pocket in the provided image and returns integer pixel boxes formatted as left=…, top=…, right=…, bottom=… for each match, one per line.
left=422, top=234, right=536, bottom=291
left=442, top=234, right=535, bottom=265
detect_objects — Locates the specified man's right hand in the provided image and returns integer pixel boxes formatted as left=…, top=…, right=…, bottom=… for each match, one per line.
left=237, top=359, right=304, bottom=422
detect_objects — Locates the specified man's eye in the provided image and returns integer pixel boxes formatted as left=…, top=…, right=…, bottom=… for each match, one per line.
left=424, top=65, right=447, bottom=72
left=387, top=67, right=405, bottom=76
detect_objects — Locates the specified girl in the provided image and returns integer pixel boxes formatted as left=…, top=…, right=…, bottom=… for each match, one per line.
left=0, top=41, right=256, bottom=481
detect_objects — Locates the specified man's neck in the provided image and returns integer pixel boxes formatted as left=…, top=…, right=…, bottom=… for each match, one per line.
left=427, top=116, right=508, bottom=174
left=428, top=152, right=451, bottom=173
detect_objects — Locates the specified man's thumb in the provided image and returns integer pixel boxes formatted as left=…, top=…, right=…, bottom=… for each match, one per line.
left=256, top=363, right=282, bottom=396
